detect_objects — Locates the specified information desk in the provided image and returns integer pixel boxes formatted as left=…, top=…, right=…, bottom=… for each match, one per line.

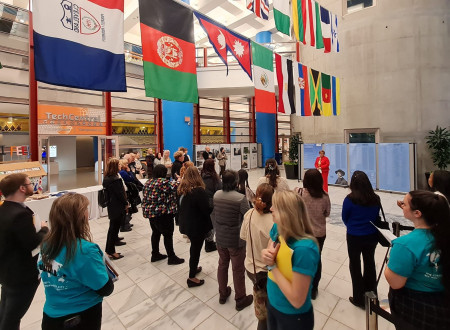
left=25, top=179, right=147, bottom=222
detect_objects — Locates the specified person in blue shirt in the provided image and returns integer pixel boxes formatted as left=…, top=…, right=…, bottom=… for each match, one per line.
left=261, top=190, right=319, bottom=330
left=38, top=193, right=114, bottom=330
left=385, top=190, right=450, bottom=329
left=342, top=170, right=381, bottom=309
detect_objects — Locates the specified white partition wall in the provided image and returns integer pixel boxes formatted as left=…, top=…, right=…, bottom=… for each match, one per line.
left=250, top=143, right=258, bottom=169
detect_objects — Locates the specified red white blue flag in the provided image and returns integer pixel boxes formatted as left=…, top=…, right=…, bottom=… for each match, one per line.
left=33, top=0, right=126, bottom=92
left=194, top=12, right=252, bottom=80
left=246, top=0, right=270, bottom=20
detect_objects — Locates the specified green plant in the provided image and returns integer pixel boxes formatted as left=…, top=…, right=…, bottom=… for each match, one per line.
left=287, top=135, right=301, bottom=164
left=425, top=126, right=450, bottom=170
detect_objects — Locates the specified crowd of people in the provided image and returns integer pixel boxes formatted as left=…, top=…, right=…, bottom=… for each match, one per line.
left=0, top=148, right=449, bottom=329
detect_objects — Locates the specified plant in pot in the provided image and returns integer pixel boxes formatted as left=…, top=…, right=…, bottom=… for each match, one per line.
left=284, top=135, right=301, bottom=179
left=425, top=125, right=450, bottom=186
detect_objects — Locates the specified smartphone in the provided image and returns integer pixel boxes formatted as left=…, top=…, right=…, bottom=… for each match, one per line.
left=273, top=235, right=280, bottom=248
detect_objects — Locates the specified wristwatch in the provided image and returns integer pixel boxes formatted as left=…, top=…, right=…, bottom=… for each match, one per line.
left=267, top=264, right=277, bottom=271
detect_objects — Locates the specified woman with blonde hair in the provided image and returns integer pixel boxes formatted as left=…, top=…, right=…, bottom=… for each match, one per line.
left=261, top=190, right=319, bottom=330
left=38, top=193, right=114, bottom=329
left=179, top=161, right=194, bottom=178
left=178, top=166, right=213, bottom=287
left=240, top=183, right=275, bottom=330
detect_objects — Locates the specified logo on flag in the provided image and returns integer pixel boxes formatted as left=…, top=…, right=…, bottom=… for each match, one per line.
left=157, top=36, right=183, bottom=68
left=298, top=77, right=305, bottom=89
left=260, top=72, right=269, bottom=87
left=60, top=1, right=101, bottom=36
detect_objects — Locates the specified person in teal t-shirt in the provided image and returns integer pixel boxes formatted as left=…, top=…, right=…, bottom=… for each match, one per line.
left=261, top=191, right=319, bottom=330
left=38, top=193, right=114, bottom=330
left=385, top=190, right=450, bottom=329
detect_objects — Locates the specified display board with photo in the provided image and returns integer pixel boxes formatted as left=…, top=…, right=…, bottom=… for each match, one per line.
left=250, top=143, right=258, bottom=169
left=231, top=144, right=242, bottom=170
left=241, top=143, right=250, bottom=169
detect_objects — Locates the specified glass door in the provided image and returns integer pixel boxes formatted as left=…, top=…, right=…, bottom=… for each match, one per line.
left=38, top=135, right=50, bottom=192
left=98, top=136, right=119, bottom=184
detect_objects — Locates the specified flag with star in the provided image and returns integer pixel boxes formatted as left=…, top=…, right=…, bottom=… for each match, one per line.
left=195, top=12, right=252, bottom=80
left=322, top=73, right=332, bottom=116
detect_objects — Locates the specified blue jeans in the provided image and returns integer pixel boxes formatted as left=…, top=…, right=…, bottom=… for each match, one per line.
left=267, top=301, right=314, bottom=330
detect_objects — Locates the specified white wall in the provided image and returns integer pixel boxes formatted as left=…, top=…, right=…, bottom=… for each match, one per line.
left=76, top=136, right=95, bottom=168
left=49, top=136, right=76, bottom=171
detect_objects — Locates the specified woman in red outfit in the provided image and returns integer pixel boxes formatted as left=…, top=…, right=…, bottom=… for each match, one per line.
left=314, top=150, right=330, bottom=192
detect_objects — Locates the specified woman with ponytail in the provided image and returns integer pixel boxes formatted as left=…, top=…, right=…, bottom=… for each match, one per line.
left=240, top=183, right=275, bottom=330
left=385, top=190, right=450, bottom=329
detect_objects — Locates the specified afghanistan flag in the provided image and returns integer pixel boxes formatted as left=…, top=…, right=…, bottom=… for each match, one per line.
left=252, top=42, right=276, bottom=114
left=139, top=0, right=198, bottom=103
left=322, top=73, right=332, bottom=116
left=309, top=68, right=322, bottom=116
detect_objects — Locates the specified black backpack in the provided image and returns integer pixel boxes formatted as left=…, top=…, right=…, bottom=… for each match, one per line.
left=98, top=187, right=109, bottom=208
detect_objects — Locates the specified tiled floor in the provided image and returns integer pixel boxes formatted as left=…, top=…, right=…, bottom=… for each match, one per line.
left=18, top=167, right=408, bottom=329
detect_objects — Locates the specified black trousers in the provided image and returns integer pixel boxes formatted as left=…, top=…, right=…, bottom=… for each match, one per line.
left=0, top=280, right=40, bottom=330
left=188, top=235, right=204, bottom=278
left=219, top=165, right=226, bottom=177
left=267, top=301, right=314, bottom=330
left=105, top=212, right=124, bottom=255
left=42, top=302, right=102, bottom=330
left=346, top=233, right=378, bottom=304
left=312, top=236, right=326, bottom=291
left=150, top=214, right=175, bottom=257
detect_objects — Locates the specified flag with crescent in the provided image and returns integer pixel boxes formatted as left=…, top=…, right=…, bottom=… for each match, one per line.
left=194, top=12, right=252, bottom=80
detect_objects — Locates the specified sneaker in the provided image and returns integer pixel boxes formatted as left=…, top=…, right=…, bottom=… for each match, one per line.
left=151, top=253, right=167, bottom=262
left=219, top=286, right=232, bottom=304
left=236, top=294, right=253, bottom=311
left=205, top=241, right=217, bottom=253
left=168, top=255, right=185, bottom=265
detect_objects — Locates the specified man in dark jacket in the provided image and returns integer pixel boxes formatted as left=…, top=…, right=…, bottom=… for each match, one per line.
left=213, top=170, right=253, bottom=311
left=202, top=146, right=215, bottom=161
left=0, top=173, right=49, bottom=329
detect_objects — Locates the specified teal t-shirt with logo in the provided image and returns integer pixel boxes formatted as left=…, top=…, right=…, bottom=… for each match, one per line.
left=38, top=239, right=109, bottom=318
left=267, top=224, right=319, bottom=315
left=388, top=229, right=444, bottom=292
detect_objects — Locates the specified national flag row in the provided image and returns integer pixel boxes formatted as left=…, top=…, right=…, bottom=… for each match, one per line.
left=273, top=0, right=340, bottom=53
left=252, top=42, right=340, bottom=116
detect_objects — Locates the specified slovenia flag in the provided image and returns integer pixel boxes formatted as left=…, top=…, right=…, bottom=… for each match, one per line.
left=33, top=0, right=126, bottom=92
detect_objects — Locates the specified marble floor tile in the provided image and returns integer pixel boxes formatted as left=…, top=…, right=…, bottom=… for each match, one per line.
left=329, top=299, right=366, bottom=329
left=137, top=271, right=176, bottom=297
left=195, top=312, right=238, bottom=330
left=168, top=296, right=215, bottom=330
left=325, top=277, right=353, bottom=301
left=205, top=293, right=239, bottom=320
left=109, top=274, right=135, bottom=296
left=323, top=238, right=345, bottom=251
left=151, top=283, right=193, bottom=313
left=117, top=298, right=165, bottom=330
left=113, top=251, right=149, bottom=273
left=106, top=285, right=149, bottom=315
left=321, top=257, right=342, bottom=277
left=322, top=317, right=354, bottom=330
left=318, top=272, right=333, bottom=290
left=127, top=262, right=160, bottom=283
left=101, top=316, right=127, bottom=330
left=229, top=303, right=258, bottom=330
left=334, top=264, right=352, bottom=283
left=314, top=310, right=329, bottom=330
left=321, top=247, right=348, bottom=264
left=312, top=289, right=340, bottom=316
left=143, top=315, right=182, bottom=330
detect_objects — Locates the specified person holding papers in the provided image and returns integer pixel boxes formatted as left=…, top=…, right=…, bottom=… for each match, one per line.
left=38, top=193, right=114, bottom=330
left=385, top=190, right=450, bottom=329
left=342, top=171, right=381, bottom=309
left=261, top=191, right=319, bottom=330
left=0, top=173, right=49, bottom=330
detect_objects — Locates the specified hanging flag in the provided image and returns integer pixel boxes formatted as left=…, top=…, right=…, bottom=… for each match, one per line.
left=314, top=1, right=324, bottom=49
left=252, top=42, right=276, bottom=114
left=195, top=12, right=252, bottom=80
left=275, top=54, right=295, bottom=114
left=33, top=0, right=126, bottom=92
left=331, top=13, right=340, bottom=52
left=273, top=0, right=291, bottom=36
left=322, top=73, right=332, bottom=116
left=294, top=62, right=311, bottom=116
left=305, top=0, right=315, bottom=46
left=292, top=0, right=306, bottom=43
left=246, top=0, right=270, bottom=20
left=139, top=0, right=198, bottom=103
left=320, top=6, right=331, bottom=53
left=332, top=76, right=341, bottom=115
left=194, top=13, right=228, bottom=68
left=225, top=30, right=253, bottom=80
left=309, top=68, right=322, bottom=116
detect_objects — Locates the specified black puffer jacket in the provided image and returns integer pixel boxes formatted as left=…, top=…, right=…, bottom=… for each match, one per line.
left=103, top=175, right=128, bottom=218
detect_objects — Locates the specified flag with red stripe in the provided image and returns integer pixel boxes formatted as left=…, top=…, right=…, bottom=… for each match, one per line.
left=246, top=0, right=270, bottom=20
left=275, top=54, right=295, bottom=114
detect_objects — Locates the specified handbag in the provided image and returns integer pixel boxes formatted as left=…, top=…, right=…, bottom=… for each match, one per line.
left=374, top=202, right=391, bottom=247
left=248, top=210, right=268, bottom=321
left=245, top=186, right=256, bottom=205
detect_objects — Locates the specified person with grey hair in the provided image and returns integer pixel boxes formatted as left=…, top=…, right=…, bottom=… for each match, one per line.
left=162, top=150, right=173, bottom=178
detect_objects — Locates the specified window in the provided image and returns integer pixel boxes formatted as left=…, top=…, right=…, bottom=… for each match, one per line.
left=346, top=0, right=374, bottom=14
left=345, top=129, right=379, bottom=143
